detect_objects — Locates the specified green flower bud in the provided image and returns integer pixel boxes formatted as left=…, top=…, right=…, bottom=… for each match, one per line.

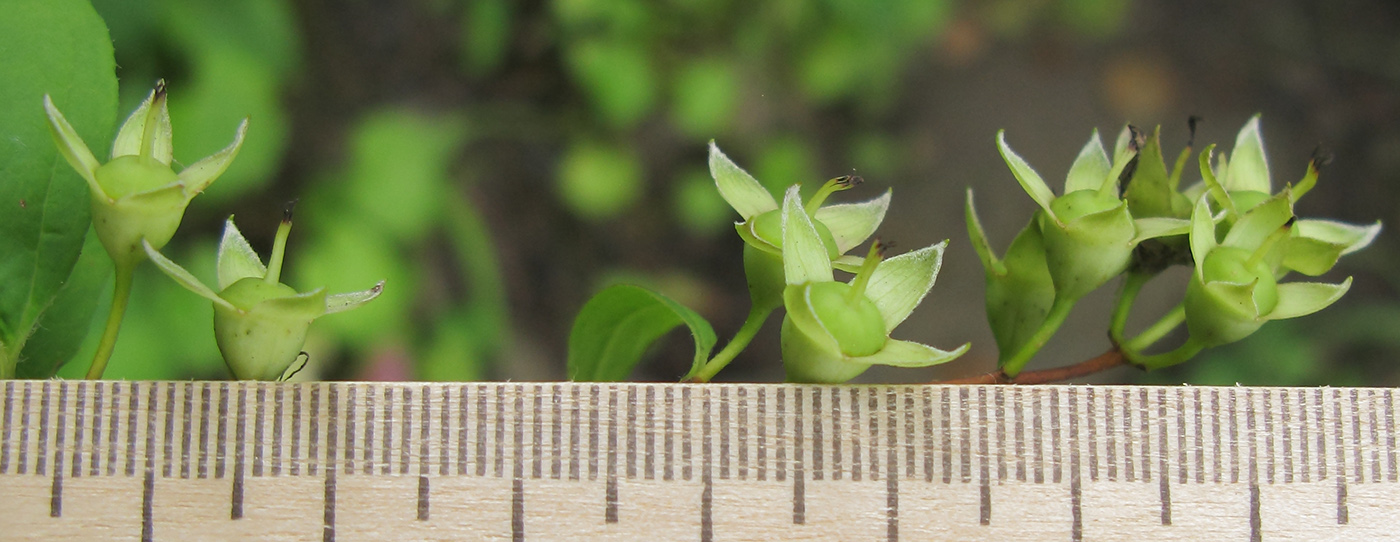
left=144, top=208, right=384, bottom=380
left=774, top=185, right=968, bottom=383
left=997, top=129, right=1189, bottom=302
left=46, top=81, right=248, bottom=267
left=710, top=141, right=890, bottom=311
left=1182, top=194, right=1351, bottom=349
left=966, top=190, right=1055, bottom=361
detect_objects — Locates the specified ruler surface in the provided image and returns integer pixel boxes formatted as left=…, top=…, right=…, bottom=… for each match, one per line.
left=1, top=381, right=1398, bottom=541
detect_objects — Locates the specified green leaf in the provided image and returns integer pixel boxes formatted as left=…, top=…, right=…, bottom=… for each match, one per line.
left=780, top=185, right=833, bottom=285
left=1270, top=278, right=1352, bottom=320
left=15, top=231, right=111, bottom=378
left=1064, top=129, right=1110, bottom=194
left=996, top=130, right=1058, bottom=221
left=814, top=189, right=890, bottom=254
left=864, top=241, right=947, bottom=333
left=0, top=0, right=118, bottom=376
left=1226, top=115, right=1270, bottom=193
left=709, top=141, right=777, bottom=221
left=566, top=38, right=656, bottom=128
left=344, top=109, right=467, bottom=239
left=850, top=338, right=969, bottom=368
left=568, top=284, right=716, bottom=382
left=672, top=59, right=739, bottom=139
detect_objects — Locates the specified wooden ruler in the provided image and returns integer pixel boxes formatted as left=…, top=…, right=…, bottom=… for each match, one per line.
left=2, top=381, right=1399, bottom=541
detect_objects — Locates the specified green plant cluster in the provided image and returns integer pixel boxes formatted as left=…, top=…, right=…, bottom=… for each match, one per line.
left=568, top=121, right=1379, bottom=383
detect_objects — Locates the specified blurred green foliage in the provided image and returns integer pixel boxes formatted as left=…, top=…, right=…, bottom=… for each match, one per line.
left=29, top=0, right=1394, bottom=385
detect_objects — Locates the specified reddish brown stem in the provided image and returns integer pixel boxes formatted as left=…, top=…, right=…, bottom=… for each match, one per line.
left=935, top=349, right=1131, bottom=385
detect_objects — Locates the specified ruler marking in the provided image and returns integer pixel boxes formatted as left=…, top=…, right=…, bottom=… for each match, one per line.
left=1388, top=389, right=1396, bottom=482
left=362, top=385, right=376, bottom=475
left=0, top=381, right=12, bottom=474
left=921, top=388, right=933, bottom=483
left=72, top=382, right=86, bottom=479
left=942, top=388, right=952, bottom=484
left=273, top=386, right=285, bottom=477
left=701, top=387, right=713, bottom=537
left=888, top=389, right=900, bottom=540
left=511, top=477, right=524, bottom=541
left=18, top=382, right=31, bottom=475
left=757, top=387, right=768, bottom=481
left=1220, top=388, right=1230, bottom=484
left=1087, top=388, right=1098, bottom=482
left=664, top=387, right=674, bottom=481
left=389, top=386, right=400, bottom=476
left=995, top=387, right=1006, bottom=482
left=342, top=385, right=357, bottom=474
left=308, top=386, right=320, bottom=476
left=868, top=388, right=879, bottom=480
left=1281, top=390, right=1293, bottom=483
left=1123, top=389, right=1135, bottom=481
left=1333, top=389, right=1345, bottom=484
left=1191, top=388, right=1202, bottom=484
left=1249, top=483, right=1262, bottom=541
left=817, top=389, right=823, bottom=481
left=1351, top=389, right=1363, bottom=483
left=494, top=386, right=506, bottom=478
left=534, top=385, right=545, bottom=480
left=324, top=385, right=340, bottom=542
left=737, top=387, right=748, bottom=480
left=1310, top=389, right=1321, bottom=478
left=570, top=386, right=580, bottom=480
left=683, top=387, right=693, bottom=481
left=552, top=385, right=563, bottom=480
left=1370, top=389, right=1380, bottom=483
left=142, top=384, right=159, bottom=541
left=141, top=470, right=155, bottom=542
left=162, top=384, right=176, bottom=478
left=1014, top=388, right=1026, bottom=482
left=958, top=387, right=969, bottom=484
left=38, top=381, right=50, bottom=476
left=589, top=386, right=601, bottom=481
left=323, top=472, right=337, bottom=542
left=645, top=386, right=656, bottom=480
left=388, top=386, right=402, bottom=475
left=403, top=388, right=415, bottom=476
left=1263, top=389, right=1274, bottom=484
left=50, top=382, right=67, bottom=516
left=233, top=384, right=247, bottom=519
left=476, top=386, right=489, bottom=477
left=1105, top=389, right=1118, bottom=481
left=826, top=387, right=836, bottom=480
left=422, top=387, right=434, bottom=480
left=514, top=387, right=526, bottom=526
left=978, top=387, right=988, bottom=489
left=1051, top=388, right=1062, bottom=484
left=1247, top=389, right=1258, bottom=490
left=71, top=382, right=86, bottom=479
left=718, top=387, right=727, bottom=480
left=417, top=475, right=430, bottom=521
left=440, top=387, right=451, bottom=476
left=904, top=391, right=915, bottom=479
left=1299, top=389, right=1310, bottom=483
left=90, top=382, right=105, bottom=476
left=606, top=387, right=619, bottom=523
left=1337, top=477, right=1348, bottom=524
left=776, top=388, right=787, bottom=482
left=853, top=388, right=864, bottom=481
left=1033, top=388, right=1044, bottom=484
left=255, top=385, right=267, bottom=478
left=123, top=383, right=138, bottom=477
left=464, top=386, right=476, bottom=476
left=793, top=387, right=805, bottom=525
left=1069, top=387, right=1081, bottom=542
left=627, top=386, right=638, bottom=480
left=979, top=387, right=990, bottom=525
left=291, top=386, right=303, bottom=476
left=217, top=384, right=229, bottom=478
left=110, top=383, right=124, bottom=477
left=179, top=383, right=192, bottom=479
left=1158, top=389, right=1171, bottom=525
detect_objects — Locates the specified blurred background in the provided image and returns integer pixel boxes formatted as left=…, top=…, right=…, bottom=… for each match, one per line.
left=60, top=0, right=1400, bottom=386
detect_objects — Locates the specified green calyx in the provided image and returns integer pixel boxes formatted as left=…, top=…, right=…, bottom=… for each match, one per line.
left=94, top=155, right=178, bottom=199
left=747, top=208, right=840, bottom=259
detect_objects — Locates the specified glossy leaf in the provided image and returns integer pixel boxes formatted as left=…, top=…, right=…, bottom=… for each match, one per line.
left=568, top=284, right=716, bottom=382
left=0, top=0, right=117, bottom=376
